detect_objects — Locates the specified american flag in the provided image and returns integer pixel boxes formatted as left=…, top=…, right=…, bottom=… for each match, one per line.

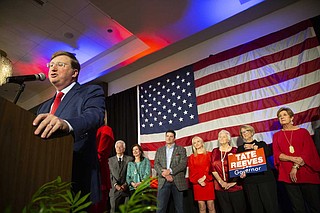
left=138, top=17, right=320, bottom=163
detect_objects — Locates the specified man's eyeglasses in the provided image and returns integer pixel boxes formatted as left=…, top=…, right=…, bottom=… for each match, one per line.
left=46, top=62, right=69, bottom=68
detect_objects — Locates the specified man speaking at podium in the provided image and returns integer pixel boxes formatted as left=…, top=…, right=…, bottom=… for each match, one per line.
left=33, top=51, right=105, bottom=204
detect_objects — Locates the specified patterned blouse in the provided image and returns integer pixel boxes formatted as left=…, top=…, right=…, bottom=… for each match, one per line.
left=126, top=157, right=151, bottom=191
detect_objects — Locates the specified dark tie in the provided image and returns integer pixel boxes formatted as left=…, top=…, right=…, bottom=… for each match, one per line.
left=118, top=157, right=122, bottom=166
left=50, top=92, right=64, bottom=114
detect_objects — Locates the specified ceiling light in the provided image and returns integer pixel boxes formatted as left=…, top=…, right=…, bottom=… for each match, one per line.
left=0, top=50, right=13, bottom=86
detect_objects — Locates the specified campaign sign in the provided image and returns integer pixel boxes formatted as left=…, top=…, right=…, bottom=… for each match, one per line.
left=228, top=148, right=267, bottom=178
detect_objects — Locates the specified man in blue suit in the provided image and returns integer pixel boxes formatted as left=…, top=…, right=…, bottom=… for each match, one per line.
left=33, top=51, right=105, bottom=204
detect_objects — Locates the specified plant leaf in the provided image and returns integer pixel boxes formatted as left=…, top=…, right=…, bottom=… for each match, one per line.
left=72, top=201, right=92, bottom=213
left=73, top=193, right=91, bottom=207
left=22, top=176, right=91, bottom=213
left=66, top=190, right=74, bottom=203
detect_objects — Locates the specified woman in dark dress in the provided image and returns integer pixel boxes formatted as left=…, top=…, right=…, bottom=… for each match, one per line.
left=237, top=124, right=278, bottom=213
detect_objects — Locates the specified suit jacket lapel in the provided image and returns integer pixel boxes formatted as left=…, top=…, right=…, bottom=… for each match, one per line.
left=170, top=146, right=178, bottom=168
left=161, top=146, right=167, bottom=168
left=40, top=97, right=54, bottom=113
left=55, top=83, right=80, bottom=116
left=169, top=147, right=173, bottom=168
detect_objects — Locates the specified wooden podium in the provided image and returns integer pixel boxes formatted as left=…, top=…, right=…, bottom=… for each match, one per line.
left=0, top=97, right=73, bottom=212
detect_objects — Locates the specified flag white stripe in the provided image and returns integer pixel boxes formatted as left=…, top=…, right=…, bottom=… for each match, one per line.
left=143, top=120, right=320, bottom=158
left=198, top=69, right=320, bottom=113
left=139, top=21, right=320, bottom=165
left=194, top=27, right=316, bottom=81
left=140, top=93, right=320, bottom=143
left=196, top=47, right=320, bottom=97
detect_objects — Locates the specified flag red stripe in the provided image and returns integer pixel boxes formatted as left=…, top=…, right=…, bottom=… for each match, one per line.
left=139, top=17, right=320, bottom=161
left=193, top=19, right=313, bottom=71
left=253, top=108, right=319, bottom=133
left=198, top=82, right=320, bottom=123
left=183, top=108, right=317, bottom=145
left=195, top=37, right=318, bottom=88
left=141, top=108, right=318, bottom=152
left=196, top=58, right=320, bottom=105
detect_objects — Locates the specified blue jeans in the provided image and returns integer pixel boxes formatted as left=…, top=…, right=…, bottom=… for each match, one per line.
left=157, top=182, right=184, bottom=213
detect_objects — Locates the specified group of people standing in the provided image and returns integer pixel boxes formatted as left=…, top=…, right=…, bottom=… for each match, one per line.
left=189, top=126, right=275, bottom=213
left=108, top=107, right=320, bottom=213
left=108, top=140, right=151, bottom=213
left=188, top=107, right=320, bottom=213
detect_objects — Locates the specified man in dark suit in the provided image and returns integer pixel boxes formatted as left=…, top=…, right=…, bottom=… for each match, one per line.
left=33, top=51, right=105, bottom=204
left=109, top=140, right=133, bottom=213
left=154, top=130, right=188, bottom=213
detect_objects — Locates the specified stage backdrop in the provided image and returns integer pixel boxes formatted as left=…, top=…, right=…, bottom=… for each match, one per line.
left=138, top=16, right=320, bottom=163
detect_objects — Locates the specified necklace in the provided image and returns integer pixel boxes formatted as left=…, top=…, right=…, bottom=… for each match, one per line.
left=220, top=147, right=229, bottom=181
left=283, top=130, right=294, bottom=154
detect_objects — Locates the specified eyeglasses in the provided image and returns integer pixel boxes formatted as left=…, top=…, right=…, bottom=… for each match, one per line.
left=241, top=130, right=250, bottom=134
left=46, top=62, right=69, bottom=68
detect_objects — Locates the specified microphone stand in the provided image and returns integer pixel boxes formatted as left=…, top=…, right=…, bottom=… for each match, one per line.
left=13, top=82, right=25, bottom=104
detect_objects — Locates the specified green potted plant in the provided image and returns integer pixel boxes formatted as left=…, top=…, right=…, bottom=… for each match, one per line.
left=119, top=177, right=158, bottom=213
left=5, top=176, right=157, bottom=213
left=22, top=176, right=91, bottom=213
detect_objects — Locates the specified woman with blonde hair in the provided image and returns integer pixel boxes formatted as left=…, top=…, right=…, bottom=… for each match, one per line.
left=188, top=136, right=216, bottom=213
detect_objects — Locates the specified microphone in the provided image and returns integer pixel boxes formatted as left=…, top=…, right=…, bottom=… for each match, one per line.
left=6, top=73, right=46, bottom=84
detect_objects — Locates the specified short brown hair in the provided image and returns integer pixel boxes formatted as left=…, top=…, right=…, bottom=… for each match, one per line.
left=277, top=107, right=294, bottom=118
left=51, top=51, right=80, bottom=72
left=166, top=130, right=176, bottom=138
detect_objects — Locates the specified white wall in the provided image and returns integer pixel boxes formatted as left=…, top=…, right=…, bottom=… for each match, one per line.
left=108, top=0, right=320, bottom=96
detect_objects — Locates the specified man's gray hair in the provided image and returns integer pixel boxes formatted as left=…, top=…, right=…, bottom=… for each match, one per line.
left=115, top=140, right=126, bottom=149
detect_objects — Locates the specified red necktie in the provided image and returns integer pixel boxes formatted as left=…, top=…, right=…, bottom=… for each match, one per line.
left=50, top=92, right=64, bottom=114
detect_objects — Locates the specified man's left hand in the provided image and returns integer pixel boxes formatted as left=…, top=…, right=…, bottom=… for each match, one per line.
left=33, top=113, right=69, bottom=138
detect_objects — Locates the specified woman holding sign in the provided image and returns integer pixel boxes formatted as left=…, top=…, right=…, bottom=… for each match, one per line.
left=188, top=136, right=216, bottom=213
left=237, top=124, right=278, bottom=213
left=273, top=107, right=320, bottom=213
left=211, top=130, right=247, bottom=213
